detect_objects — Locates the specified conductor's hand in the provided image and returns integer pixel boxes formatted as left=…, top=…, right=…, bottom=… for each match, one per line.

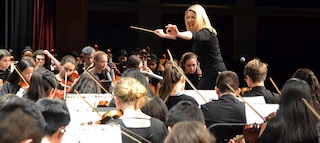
left=165, top=24, right=179, bottom=36
left=154, top=28, right=177, bottom=40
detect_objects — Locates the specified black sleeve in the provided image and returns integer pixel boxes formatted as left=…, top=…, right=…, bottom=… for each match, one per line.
left=0, top=82, right=11, bottom=96
left=191, top=29, right=212, bottom=41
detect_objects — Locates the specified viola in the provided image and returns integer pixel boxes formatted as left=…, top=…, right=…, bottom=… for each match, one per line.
left=81, top=110, right=123, bottom=125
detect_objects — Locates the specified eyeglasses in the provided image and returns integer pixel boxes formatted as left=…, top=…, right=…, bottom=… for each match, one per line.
left=36, top=58, right=45, bottom=61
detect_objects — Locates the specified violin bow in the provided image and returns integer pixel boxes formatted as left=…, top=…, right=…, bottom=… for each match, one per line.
left=302, top=98, right=320, bottom=120
left=167, top=49, right=207, bottom=103
left=84, top=70, right=111, bottom=94
left=12, top=62, right=30, bottom=87
left=269, top=77, right=281, bottom=95
left=110, top=122, right=151, bottom=143
left=63, top=71, right=68, bottom=99
left=74, top=90, right=101, bottom=117
left=226, top=83, right=264, bottom=120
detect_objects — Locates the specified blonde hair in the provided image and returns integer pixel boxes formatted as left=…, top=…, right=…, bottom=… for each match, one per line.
left=185, top=4, right=217, bottom=35
left=244, top=59, right=268, bottom=83
left=114, top=77, right=148, bottom=110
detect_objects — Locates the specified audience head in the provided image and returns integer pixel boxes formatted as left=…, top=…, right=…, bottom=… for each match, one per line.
left=244, top=59, right=268, bottom=86
left=0, top=95, right=46, bottom=143
left=292, top=68, right=320, bottom=111
left=159, top=61, right=185, bottom=102
left=179, top=52, right=198, bottom=74
left=126, top=55, right=143, bottom=70
left=215, top=71, right=239, bottom=96
left=166, top=101, right=205, bottom=128
left=164, top=121, right=216, bottom=143
left=0, top=49, right=11, bottom=71
left=33, top=50, right=50, bottom=69
left=27, top=71, right=58, bottom=102
left=114, top=77, right=148, bottom=110
left=7, top=58, right=34, bottom=83
left=36, top=98, right=70, bottom=143
left=81, top=46, right=95, bottom=65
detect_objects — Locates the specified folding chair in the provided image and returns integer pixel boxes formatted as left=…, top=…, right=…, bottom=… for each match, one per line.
left=208, top=123, right=247, bottom=143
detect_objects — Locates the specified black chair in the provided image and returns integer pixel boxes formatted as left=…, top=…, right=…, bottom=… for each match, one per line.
left=208, top=123, right=247, bottom=143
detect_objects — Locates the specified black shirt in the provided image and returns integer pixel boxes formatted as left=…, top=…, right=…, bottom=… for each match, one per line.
left=185, top=71, right=200, bottom=90
left=0, top=69, right=10, bottom=82
left=166, top=94, right=198, bottom=110
left=201, top=94, right=246, bottom=127
left=241, top=86, right=280, bottom=104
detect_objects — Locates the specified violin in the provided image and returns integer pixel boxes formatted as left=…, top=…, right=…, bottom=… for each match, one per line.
left=240, top=87, right=251, bottom=94
left=54, top=73, right=79, bottom=99
left=94, top=44, right=99, bottom=52
left=81, top=110, right=123, bottom=125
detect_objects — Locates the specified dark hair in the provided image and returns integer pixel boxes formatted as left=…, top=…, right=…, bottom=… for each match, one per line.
left=27, top=71, right=58, bottom=102
left=22, top=46, right=33, bottom=55
left=259, top=78, right=318, bottom=143
left=166, top=101, right=205, bottom=128
left=61, top=55, right=76, bottom=66
left=0, top=49, right=11, bottom=60
left=119, top=49, right=128, bottom=57
left=36, top=98, right=70, bottom=136
left=126, top=55, right=141, bottom=69
left=159, top=61, right=183, bottom=102
left=71, top=51, right=80, bottom=58
left=164, top=121, right=216, bottom=143
left=0, top=95, right=46, bottom=143
left=131, top=48, right=142, bottom=55
left=292, top=68, right=320, bottom=112
left=216, top=71, right=239, bottom=93
left=179, top=52, right=198, bottom=72
left=122, top=68, right=168, bottom=121
left=148, top=54, right=158, bottom=63
left=244, top=59, right=268, bottom=83
left=7, top=59, right=34, bottom=84
left=33, top=50, right=51, bottom=70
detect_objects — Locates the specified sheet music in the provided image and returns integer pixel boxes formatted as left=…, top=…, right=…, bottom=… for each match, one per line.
left=245, top=104, right=279, bottom=124
left=66, top=93, right=113, bottom=112
left=185, top=90, right=218, bottom=105
left=237, top=96, right=266, bottom=104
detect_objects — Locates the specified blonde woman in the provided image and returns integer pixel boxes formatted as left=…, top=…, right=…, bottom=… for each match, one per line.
left=154, top=4, right=226, bottom=90
left=107, top=77, right=167, bottom=142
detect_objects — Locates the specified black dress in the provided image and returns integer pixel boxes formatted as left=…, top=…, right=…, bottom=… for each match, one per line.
left=191, top=28, right=226, bottom=89
left=166, top=94, right=198, bottom=110
left=108, top=117, right=167, bottom=143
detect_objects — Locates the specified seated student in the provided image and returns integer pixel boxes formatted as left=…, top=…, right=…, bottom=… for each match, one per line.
left=166, top=101, right=205, bottom=129
left=76, top=46, right=95, bottom=75
left=22, top=46, right=33, bottom=58
left=159, top=61, right=198, bottom=110
left=72, top=51, right=112, bottom=93
left=71, top=51, right=81, bottom=68
left=259, top=78, right=319, bottom=143
left=107, top=77, right=167, bottom=142
left=36, top=98, right=70, bottom=143
left=0, top=95, right=46, bottom=143
left=33, top=50, right=51, bottom=71
left=179, top=52, right=202, bottom=90
left=164, top=121, right=216, bottom=143
left=292, top=68, right=320, bottom=112
left=0, top=59, right=34, bottom=97
left=27, top=71, right=58, bottom=102
left=0, top=49, right=12, bottom=83
left=242, top=59, right=280, bottom=104
left=113, top=49, right=128, bottom=75
left=201, top=71, right=246, bottom=127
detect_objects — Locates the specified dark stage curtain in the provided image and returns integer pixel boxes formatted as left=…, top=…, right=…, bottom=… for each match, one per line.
left=8, top=0, right=33, bottom=60
left=32, top=0, right=54, bottom=52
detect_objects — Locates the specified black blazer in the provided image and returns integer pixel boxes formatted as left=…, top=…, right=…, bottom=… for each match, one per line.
left=201, top=94, right=246, bottom=127
left=242, top=86, right=280, bottom=104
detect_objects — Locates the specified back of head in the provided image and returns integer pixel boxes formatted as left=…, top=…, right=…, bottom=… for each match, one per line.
left=0, top=49, right=11, bottom=60
left=126, top=55, right=141, bottom=69
left=244, top=59, right=268, bottom=83
left=81, top=46, right=95, bottom=58
left=7, top=58, right=34, bottom=83
left=36, top=98, right=70, bottom=136
left=216, top=71, right=239, bottom=93
left=27, top=71, right=57, bottom=102
left=185, top=4, right=215, bottom=34
left=0, top=96, right=46, bottom=143
left=179, top=52, right=198, bottom=71
left=114, top=77, right=148, bottom=110
left=164, top=121, right=216, bottom=143
left=166, top=101, right=205, bottom=128
left=159, top=61, right=183, bottom=102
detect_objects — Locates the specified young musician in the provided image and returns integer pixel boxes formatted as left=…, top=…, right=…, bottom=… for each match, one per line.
left=159, top=61, right=198, bottom=110
left=0, top=49, right=12, bottom=82
left=33, top=50, right=51, bottom=70
left=259, top=78, right=319, bottom=143
left=154, top=4, right=227, bottom=90
left=201, top=71, right=246, bottom=127
left=72, top=51, right=112, bottom=93
left=0, top=59, right=34, bottom=97
left=115, top=49, right=128, bottom=75
left=21, top=46, right=33, bottom=58
left=179, top=52, right=201, bottom=90
left=242, top=59, right=280, bottom=104
left=76, top=46, right=95, bottom=75
left=107, top=77, right=167, bottom=142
